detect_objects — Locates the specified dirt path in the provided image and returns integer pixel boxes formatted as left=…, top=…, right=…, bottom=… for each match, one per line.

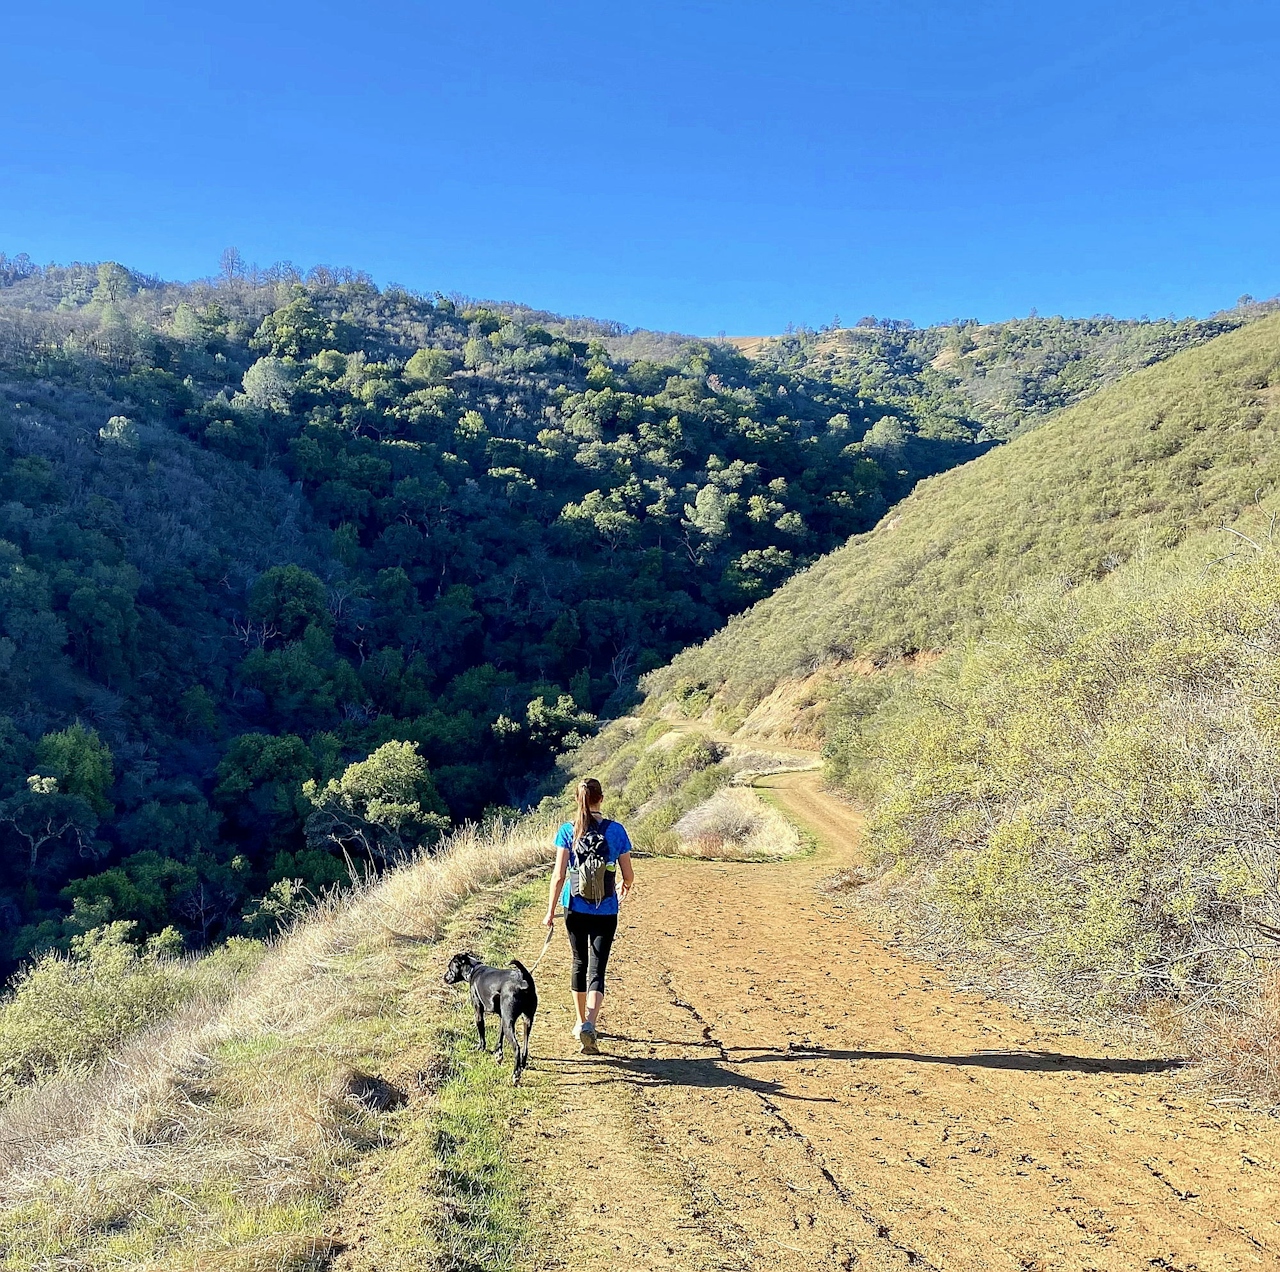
left=512, top=771, right=1280, bottom=1272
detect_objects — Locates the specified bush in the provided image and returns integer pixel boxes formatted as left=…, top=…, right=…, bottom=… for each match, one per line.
left=843, top=535, right=1280, bottom=1022
left=671, top=787, right=802, bottom=861
left=0, top=922, right=261, bottom=1098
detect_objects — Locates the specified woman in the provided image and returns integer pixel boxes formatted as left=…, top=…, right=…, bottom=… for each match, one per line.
left=543, top=777, right=634, bottom=1054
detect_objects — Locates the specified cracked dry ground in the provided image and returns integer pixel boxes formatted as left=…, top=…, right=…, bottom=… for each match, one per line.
left=511, top=771, right=1280, bottom=1272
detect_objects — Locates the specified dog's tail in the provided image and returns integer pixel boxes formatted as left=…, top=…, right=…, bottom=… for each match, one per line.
left=510, top=958, right=533, bottom=986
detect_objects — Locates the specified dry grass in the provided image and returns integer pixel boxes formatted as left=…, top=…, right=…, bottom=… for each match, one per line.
left=670, top=787, right=802, bottom=861
left=0, top=815, right=556, bottom=1271
left=1192, top=971, right=1280, bottom=1104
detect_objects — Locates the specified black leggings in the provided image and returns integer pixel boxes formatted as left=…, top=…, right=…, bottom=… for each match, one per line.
left=564, top=910, right=618, bottom=994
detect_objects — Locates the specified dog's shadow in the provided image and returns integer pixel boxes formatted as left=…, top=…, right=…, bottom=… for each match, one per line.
left=540, top=1040, right=1183, bottom=1098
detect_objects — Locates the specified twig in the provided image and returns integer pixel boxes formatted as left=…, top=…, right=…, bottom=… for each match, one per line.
left=1217, top=524, right=1265, bottom=553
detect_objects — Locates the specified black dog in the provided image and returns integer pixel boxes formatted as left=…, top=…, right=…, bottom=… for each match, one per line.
left=443, top=953, right=538, bottom=1084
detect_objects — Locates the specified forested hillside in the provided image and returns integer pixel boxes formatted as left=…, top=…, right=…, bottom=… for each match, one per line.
left=746, top=301, right=1278, bottom=440
left=652, top=312, right=1280, bottom=713
left=0, top=253, right=992, bottom=968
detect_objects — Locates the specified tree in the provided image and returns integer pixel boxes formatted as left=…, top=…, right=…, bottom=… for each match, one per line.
left=35, top=724, right=114, bottom=814
left=240, top=357, right=296, bottom=412
left=404, top=347, right=455, bottom=386
left=99, top=415, right=139, bottom=448
left=220, top=247, right=246, bottom=284
left=682, top=485, right=734, bottom=554
left=303, top=741, right=449, bottom=864
left=248, top=565, right=330, bottom=640
left=250, top=296, right=354, bottom=358
left=861, top=415, right=907, bottom=460
left=93, top=262, right=134, bottom=306
left=0, top=777, right=98, bottom=868
left=213, top=732, right=329, bottom=851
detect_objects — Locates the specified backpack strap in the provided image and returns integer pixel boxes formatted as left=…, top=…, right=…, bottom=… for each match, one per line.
left=571, top=816, right=609, bottom=847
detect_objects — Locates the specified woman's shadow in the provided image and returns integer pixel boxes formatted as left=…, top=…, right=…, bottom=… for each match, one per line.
left=541, top=1039, right=1183, bottom=1100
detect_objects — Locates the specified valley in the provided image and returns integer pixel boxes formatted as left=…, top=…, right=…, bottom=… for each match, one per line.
left=6, top=7, right=1279, bottom=1268
left=1, top=259, right=1279, bottom=1270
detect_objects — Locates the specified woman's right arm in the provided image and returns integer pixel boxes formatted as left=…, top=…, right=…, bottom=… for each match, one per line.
left=544, top=846, right=570, bottom=926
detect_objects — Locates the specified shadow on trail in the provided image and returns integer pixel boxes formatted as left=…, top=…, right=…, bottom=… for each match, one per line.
left=540, top=1053, right=839, bottom=1102
left=742, top=1047, right=1186, bottom=1075
left=539, top=1042, right=1184, bottom=1095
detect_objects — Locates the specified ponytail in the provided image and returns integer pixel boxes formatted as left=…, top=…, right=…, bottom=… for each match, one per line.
left=573, top=778, right=604, bottom=846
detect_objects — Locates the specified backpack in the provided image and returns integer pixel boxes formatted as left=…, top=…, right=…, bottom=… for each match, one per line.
left=570, top=818, right=615, bottom=904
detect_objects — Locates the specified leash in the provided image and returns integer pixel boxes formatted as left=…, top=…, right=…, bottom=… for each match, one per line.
left=528, top=912, right=559, bottom=973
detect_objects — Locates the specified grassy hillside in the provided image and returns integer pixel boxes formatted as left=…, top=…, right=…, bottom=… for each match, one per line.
left=0, top=815, right=555, bottom=1271
left=650, top=312, right=1280, bottom=714
left=638, top=312, right=1280, bottom=1092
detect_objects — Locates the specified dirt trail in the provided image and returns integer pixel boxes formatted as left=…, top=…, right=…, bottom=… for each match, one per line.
left=513, top=770, right=1280, bottom=1272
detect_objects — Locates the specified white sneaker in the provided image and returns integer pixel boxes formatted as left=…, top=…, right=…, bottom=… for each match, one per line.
left=578, top=1022, right=599, bottom=1055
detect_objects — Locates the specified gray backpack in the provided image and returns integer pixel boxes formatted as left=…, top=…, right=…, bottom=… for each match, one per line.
left=571, top=819, right=615, bottom=904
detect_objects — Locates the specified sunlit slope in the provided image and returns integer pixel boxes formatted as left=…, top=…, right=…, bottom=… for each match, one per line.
left=648, top=312, right=1280, bottom=709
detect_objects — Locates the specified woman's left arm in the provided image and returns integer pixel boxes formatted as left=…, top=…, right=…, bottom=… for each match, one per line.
left=618, top=852, right=634, bottom=901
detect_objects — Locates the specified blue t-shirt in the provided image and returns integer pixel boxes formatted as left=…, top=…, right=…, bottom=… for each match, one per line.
left=556, top=818, right=632, bottom=915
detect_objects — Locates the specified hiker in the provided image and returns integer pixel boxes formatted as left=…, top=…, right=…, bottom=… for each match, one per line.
left=543, top=776, right=634, bottom=1054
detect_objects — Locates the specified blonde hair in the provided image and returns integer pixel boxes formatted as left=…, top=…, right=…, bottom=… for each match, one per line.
left=573, top=777, right=604, bottom=845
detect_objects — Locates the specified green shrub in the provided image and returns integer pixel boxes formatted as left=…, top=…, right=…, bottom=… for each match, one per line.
left=0, top=922, right=262, bottom=1098
left=844, top=537, right=1280, bottom=1013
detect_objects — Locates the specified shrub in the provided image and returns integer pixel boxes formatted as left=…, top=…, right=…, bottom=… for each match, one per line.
left=671, top=787, right=802, bottom=861
left=845, top=536, right=1280, bottom=1022
left=0, top=923, right=262, bottom=1098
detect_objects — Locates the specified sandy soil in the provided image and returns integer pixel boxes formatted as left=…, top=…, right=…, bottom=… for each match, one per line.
left=512, top=771, right=1280, bottom=1272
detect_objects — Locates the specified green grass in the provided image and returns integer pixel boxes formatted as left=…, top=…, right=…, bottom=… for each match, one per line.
left=646, top=313, right=1280, bottom=711
left=0, top=836, right=558, bottom=1272
left=426, top=880, right=550, bottom=1271
left=0, top=1183, right=332, bottom=1272
left=269, top=876, right=552, bottom=1272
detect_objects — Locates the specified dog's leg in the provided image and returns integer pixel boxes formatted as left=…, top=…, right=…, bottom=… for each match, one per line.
left=472, top=995, right=487, bottom=1051
left=498, top=1012, right=519, bottom=1068
left=513, top=1014, right=533, bottom=1084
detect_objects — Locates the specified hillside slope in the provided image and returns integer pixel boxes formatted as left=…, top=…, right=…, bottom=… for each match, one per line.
left=744, top=305, right=1278, bottom=440
left=649, top=312, right=1280, bottom=712
left=0, top=255, right=998, bottom=969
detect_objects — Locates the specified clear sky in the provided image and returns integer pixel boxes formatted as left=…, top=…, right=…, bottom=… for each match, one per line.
left=3, top=1, right=1278, bottom=334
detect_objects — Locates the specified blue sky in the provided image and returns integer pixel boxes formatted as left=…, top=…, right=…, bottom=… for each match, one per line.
left=3, top=1, right=1278, bottom=333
